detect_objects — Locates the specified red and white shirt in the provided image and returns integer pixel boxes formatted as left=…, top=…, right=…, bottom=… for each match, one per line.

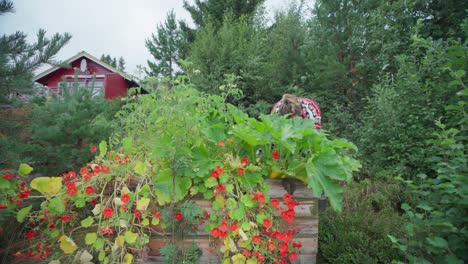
left=271, top=97, right=321, bottom=129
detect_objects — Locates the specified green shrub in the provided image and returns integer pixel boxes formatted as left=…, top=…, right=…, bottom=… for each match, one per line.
left=359, top=32, right=467, bottom=179
left=318, top=179, right=406, bottom=263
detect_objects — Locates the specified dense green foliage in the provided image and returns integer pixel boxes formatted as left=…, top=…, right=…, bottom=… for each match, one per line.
left=319, top=180, right=406, bottom=263
left=0, top=82, right=121, bottom=175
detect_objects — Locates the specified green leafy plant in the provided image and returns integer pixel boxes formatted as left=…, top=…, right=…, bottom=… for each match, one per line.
left=0, top=82, right=360, bottom=263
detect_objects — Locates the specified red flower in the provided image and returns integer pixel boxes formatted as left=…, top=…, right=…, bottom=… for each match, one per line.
left=217, top=140, right=225, bottom=147
left=175, top=212, right=183, bottom=221
left=90, top=146, right=97, bottom=153
left=237, top=167, right=245, bottom=175
left=280, top=209, right=295, bottom=223
left=287, top=200, right=299, bottom=210
left=90, top=199, right=97, bottom=206
left=99, top=227, right=113, bottom=235
left=61, top=215, right=71, bottom=222
left=85, top=186, right=94, bottom=195
left=65, top=181, right=77, bottom=196
left=230, top=222, right=238, bottom=232
left=263, top=218, right=272, bottom=229
left=2, top=172, right=14, bottom=180
left=242, top=249, right=251, bottom=257
left=267, top=241, right=276, bottom=252
left=252, top=234, right=262, bottom=244
left=120, top=204, right=128, bottom=211
left=280, top=260, right=288, bottom=264
left=216, top=183, right=226, bottom=193
left=272, top=150, right=280, bottom=160
left=219, top=219, right=228, bottom=232
left=241, top=157, right=249, bottom=166
left=153, top=212, right=161, bottom=219
left=293, top=242, right=302, bottom=248
left=211, top=166, right=224, bottom=179
left=25, top=230, right=37, bottom=239
left=93, top=165, right=101, bottom=174
left=102, top=207, right=114, bottom=218
left=279, top=242, right=289, bottom=254
left=257, top=253, right=266, bottom=262
left=253, top=191, right=266, bottom=203
left=121, top=193, right=130, bottom=204
left=102, top=166, right=110, bottom=174
left=18, top=189, right=30, bottom=199
left=210, top=227, right=220, bottom=238
left=283, top=193, right=293, bottom=203
left=271, top=198, right=280, bottom=208
left=289, top=251, right=298, bottom=261
left=133, top=209, right=141, bottom=218
left=49, top=224, right=55, bottom=230
left=80, top=167, right=89, bottom=175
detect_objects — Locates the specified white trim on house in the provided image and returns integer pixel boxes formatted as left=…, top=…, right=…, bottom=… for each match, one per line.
left=32, top=51, right=135, bottom=83
left=62, top=75, right=106, bottom=78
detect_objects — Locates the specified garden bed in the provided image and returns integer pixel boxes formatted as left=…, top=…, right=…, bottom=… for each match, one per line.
left=143, top=179, right=319, bottom=263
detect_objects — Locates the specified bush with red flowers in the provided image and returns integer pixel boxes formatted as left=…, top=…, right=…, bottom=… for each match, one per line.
left=0, top=85, right=360, bottom=263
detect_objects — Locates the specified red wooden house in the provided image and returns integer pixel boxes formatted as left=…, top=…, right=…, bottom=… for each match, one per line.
left=33, top=51, right=139, bottom=99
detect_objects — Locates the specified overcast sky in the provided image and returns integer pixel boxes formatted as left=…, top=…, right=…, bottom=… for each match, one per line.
left=0, top=0, right=289, bottom=76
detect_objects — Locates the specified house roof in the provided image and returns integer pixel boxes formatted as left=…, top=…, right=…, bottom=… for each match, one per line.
left=33, top=51, right=137, bottom=85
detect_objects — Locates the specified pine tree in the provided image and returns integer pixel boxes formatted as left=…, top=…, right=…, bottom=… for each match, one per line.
left=118, top=56, right=125, bottom=71
left=100, top=54, right=126, bottom=72
left=0, top=0, right=71, bottom=99
left=183, top=0, right=265, bottom=29
left=145, top=10, right=184, bottom=86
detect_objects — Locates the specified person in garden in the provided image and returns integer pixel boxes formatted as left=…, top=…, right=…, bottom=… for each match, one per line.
left=271, top=94, right=321, bottom=129
left=270, top=94, right=322, bottom=194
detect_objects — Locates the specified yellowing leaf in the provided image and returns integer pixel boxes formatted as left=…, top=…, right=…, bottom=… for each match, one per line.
left=18, top=163, right=33, bottom=176
left=30, top=177, right=62, bottom=195
left=59, top=235, right=78, bottom=254
left=115, top=236, right=125, bottom=248
left=121, top=186, right=131, bottom=194
left=141, top=218, right=149, bottom=226
left=215, top=194, right=225, bottom=208
left=136, top=197, right=150, bottom=211
left=246, top=259, right=258, bottom=264
left=232, top=253, right=246, bottom=264
left=124, top=253, right=133, bottom=264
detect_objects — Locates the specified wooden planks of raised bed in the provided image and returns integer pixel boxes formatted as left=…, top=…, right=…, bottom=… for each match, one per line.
left=143, top=179, right=319, bottom=264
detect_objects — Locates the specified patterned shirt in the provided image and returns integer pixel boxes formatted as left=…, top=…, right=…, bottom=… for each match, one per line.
left=271, top=97, right=321, bottom=129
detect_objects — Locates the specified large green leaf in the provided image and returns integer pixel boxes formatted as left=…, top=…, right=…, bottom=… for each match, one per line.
left=49, top=197, right=66, bottom=214
left=30, top=177, right=62, bottom=196
left=153, top=169, right=191, bottom=205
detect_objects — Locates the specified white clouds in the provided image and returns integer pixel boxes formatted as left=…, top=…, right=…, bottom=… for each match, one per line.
left=0, top=0, right=287, bottom=75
